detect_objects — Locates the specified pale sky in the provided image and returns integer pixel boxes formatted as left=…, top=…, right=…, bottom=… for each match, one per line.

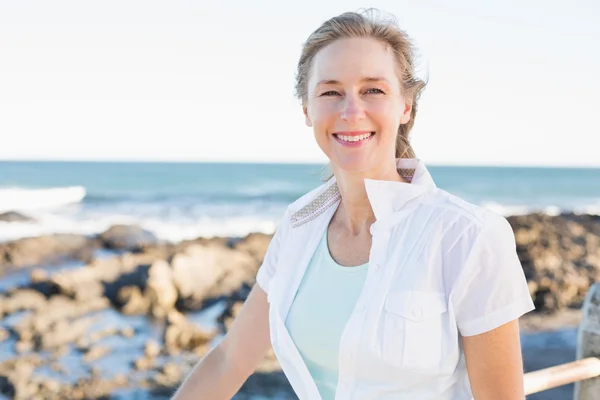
left=0, top=0, right=598, bottom=167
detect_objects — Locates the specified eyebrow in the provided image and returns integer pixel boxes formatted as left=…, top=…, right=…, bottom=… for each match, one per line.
left=316, top=77, right=390, bottom=86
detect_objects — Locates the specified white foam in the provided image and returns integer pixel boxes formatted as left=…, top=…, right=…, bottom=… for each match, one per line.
left=574, top=203, right=600, bottom=216
left=0, top=212, right=279, bottom=243
left=0, top=186, right=86, bottom=213
left=479, top=202, right=598, bottom=217
left=480, top=202, right=535, bottom=216
left=1, top=197, right=598, bottom=244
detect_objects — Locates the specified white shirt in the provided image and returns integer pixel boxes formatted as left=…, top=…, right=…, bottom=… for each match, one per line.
left=256, top=158, right=535, bottom=400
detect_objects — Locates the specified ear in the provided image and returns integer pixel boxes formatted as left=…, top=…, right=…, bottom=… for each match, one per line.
left=303, top=104, right=313, bottom=127
left=400, top=99, right=413, bottom=125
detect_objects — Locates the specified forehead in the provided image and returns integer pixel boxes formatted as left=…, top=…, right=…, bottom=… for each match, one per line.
left=309, top=37, right=399, bottom=85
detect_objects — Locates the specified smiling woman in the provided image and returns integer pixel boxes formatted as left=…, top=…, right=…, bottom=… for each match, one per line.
left=298, top=22, right=425, bottom=176
left=172, top=8, right=535, bottom=400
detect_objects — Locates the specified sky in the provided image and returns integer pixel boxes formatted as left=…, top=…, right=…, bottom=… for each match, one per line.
left=0, top=0, right=598, bottom=167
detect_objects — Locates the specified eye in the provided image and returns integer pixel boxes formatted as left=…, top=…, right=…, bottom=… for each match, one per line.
left=366, top=88, right=385, bottom=94
left=320, top=90, right=340, bottom=97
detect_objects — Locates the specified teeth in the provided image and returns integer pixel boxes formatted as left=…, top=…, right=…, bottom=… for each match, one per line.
left=338, top=133, right=372, bottom=142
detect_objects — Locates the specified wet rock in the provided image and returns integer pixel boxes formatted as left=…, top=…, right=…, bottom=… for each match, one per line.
left=120, top=326, right=135, bottom=338
left=0, top=355, right=45, bottom=399
left=29, top=268, right=48, bottom=282
left=144, top=340, right=161, bottom=359
left=53, top=344, right=69, bottom=358
left=171, top=243, right=259, bottom=309
left=164, top=310, right=215, bottom=354
left=88, top=327, right=119, bottom=343
left=76, top=337, right=91, bottom=352
left=218, top=300, right=244, bottom=332
left=50, top=362, right=67, bottom=375
left=15, top=340, right=33, bottom=353
left=118, top=285, right=150, bottom=315
left=49, top=374, right=128, bottom=399
left=0, top=328, right=9, bottom=343
left=38, top=316, right=96, bottom=350
left=162, top=361, right=182, bottom=379
left=39, top=378, right=61, bottom=393
left=152, top=361, right=183, bottom=388
left=145, top=259, right=177, bottom=318
left=233, top=232, right=272, bottom=263
left=104, top=264, right=151, bottom=308
left=0, top=233, right=99, bottom=270
left=57, top=278, right=105, bottom=302
left=50, top=257, right=125, bottom=297
left=99, top=224, right=158, bottom=252
left=507, top=213, right=600, bottom=313
left=83, top=345, right=110, bottom=362
left=0, top=211, right=35, bottom=223
left=3, top=288, right=47, bottom=314
left=134, top=356, right=153, bottom=371
left=13, top=296, right=109, bottom=342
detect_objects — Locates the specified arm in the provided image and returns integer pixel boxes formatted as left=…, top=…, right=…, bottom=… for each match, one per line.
left=450, top=214, right=535, bottom=399
left=171, top=283, right=272, bottom=400
left=462, top=319, right=526, bottom=400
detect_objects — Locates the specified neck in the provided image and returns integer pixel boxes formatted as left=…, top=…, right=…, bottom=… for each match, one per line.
left=332, top=160, right=406, bottom=234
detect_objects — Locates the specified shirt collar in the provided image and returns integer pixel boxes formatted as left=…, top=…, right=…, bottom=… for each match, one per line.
left=290, top=158, right=436, bottom=228
left=364, top=158, right=437, bottom=220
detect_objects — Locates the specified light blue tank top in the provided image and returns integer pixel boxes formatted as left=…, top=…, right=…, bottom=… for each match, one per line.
left=285, top=229, right=368, bottom=400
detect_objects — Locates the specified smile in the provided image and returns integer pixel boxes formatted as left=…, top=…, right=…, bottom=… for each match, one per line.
left=333, top=132, right=375, bottom=146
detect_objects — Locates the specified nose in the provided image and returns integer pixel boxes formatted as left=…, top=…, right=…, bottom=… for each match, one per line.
left=340, top=93, right=366, bottom=123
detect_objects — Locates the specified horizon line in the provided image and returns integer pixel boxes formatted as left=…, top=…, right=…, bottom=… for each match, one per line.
left=1, top=158, right=600, bottom=169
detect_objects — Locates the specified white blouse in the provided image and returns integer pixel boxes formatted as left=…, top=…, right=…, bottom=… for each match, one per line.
left=256, top=158, right=535, bottom=400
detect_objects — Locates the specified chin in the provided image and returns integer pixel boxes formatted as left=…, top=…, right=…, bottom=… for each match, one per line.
left=330, top=155, right=377, bottom=174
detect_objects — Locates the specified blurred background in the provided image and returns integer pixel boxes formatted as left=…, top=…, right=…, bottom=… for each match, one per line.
left=0, top=0, right=599, bottom=399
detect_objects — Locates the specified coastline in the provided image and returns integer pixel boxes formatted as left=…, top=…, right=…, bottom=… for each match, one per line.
left=0, top=211, right=598, bottom=399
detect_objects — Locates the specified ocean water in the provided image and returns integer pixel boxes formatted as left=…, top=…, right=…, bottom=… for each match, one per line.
left=1, top=161, right=599, bottom=242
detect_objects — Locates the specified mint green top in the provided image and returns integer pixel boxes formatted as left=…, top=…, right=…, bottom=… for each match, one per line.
left=285, top=229, right=369, bottom=400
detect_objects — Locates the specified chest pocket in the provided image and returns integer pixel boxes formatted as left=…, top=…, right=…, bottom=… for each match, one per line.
left=382, top=290, right=448, bottom=369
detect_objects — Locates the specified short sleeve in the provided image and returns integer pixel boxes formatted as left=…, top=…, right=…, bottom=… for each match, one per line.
left=450, top=213, right=535, bottom=337
left=255, top=208, right=290, bottom=295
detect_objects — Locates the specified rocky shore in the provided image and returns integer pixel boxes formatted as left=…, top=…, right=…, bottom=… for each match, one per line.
left=0, top=212, right=599, bottom=399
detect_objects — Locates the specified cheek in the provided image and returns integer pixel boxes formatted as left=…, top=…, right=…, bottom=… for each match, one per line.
left=370, top=101, right=402, bottom=130
left=311, top=103, right=337, bottom=127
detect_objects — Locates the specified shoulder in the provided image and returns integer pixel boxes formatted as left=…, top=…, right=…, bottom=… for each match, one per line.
left=419, top=188, right=515, bottom=250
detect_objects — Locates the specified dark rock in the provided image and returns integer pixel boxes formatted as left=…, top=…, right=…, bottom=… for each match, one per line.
left=146, top=259, right=177, bottom=318
left=0, top=211, right=35, bottom=223
left=3, top=288, right=47, bottom=314
left=164, top=310, right=215, bottom=354
left=83, top=345, right=110, bottom=362
left=171, top=243, right=259, bottom=310
left=117, top=285, right=150, bottom=315
left=99, top=224, right=159, bottom=252
left=233, top=232, right=272, bottom=263
left=0, top=234, right=100, bottom=270
left=507, top=213, right=600, bottom=313
left=103, top=263, right=151, bottom=308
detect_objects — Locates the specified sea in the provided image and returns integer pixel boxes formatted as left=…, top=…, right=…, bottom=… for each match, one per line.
left=1, top=161, right=600, bottom=242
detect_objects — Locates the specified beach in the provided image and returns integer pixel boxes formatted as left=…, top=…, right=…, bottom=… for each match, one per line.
left=1, top=161, right=599, bottom=399
left=0, top=212, right=598, bottom=399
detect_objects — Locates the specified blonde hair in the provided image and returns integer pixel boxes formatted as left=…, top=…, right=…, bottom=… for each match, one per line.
left=295, top=8, right=427, bottom=160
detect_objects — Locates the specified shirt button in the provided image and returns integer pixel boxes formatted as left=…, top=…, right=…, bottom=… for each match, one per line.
left=412, top=306, right=423, bottom=319
left=357, top=302, right=365, bottom=312
left=372, top=262, right=379, bottom=270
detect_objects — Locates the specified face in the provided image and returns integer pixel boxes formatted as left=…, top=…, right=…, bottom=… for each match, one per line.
left=303, top=37, right=412, bottom=176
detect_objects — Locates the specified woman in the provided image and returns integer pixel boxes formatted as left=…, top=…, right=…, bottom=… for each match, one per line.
left=173, top=9, right=535, bottom=400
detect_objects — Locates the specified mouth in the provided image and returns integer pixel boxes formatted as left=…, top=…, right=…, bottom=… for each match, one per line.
left=333, top=131, right=375, bottom=146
